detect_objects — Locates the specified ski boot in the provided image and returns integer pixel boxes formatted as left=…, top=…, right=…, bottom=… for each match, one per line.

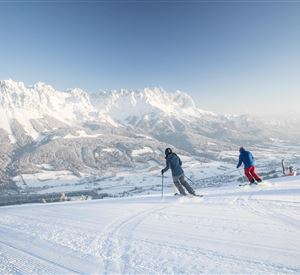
left=249, top=179, right=257, bottom=186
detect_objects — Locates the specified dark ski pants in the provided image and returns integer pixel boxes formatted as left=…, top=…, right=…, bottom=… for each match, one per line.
left=244, top=166, right=262, bottom=183
left=173, top=173, right=195, bottom=195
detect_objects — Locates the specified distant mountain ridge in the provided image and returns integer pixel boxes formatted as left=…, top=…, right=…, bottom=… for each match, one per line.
left=0, top=79, right=298, bottom=188
left=90, top=88, right=215, bottom=122
left=0, top=80, right=215, bottom=140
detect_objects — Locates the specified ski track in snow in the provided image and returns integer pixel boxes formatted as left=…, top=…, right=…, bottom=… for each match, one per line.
left=0, top=178, right=300, bottom=274
left=0, top=238, right=77, bottom=275
left=95, top=204, right=171, bottom=274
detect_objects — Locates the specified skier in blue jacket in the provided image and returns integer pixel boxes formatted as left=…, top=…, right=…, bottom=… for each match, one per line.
left=161, top=148, right=196, bottom=196
left=237, top=147, right=262, bottom=184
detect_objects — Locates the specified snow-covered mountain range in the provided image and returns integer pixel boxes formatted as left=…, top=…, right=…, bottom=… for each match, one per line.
left=0, top=80, right=216, bottom=142
left=0, top=79, right=299, bottom=194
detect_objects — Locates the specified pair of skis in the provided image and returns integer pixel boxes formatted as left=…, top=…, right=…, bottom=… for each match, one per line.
left=239, top=183, right=258, bottom=187
left=174, top=193, right=203, bottom=197
left=161, top=174, right=203, bottom=199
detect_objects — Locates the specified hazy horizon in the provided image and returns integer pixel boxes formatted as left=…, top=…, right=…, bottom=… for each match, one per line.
left=1, top=1, right=300, bottom=118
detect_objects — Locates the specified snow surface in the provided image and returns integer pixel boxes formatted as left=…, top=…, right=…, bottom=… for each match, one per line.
left=14, top=158, right=236, bottom=196
left=131, top=147, right=153, bottom=157
left=64, top=130, right=102, bottom=139
left=13, top=170, right=80, bottom=190
left=0, top=177, right=300, bottom=274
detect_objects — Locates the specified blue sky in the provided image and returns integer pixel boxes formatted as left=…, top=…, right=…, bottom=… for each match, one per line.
left=0, top=1, right=300, bottom=117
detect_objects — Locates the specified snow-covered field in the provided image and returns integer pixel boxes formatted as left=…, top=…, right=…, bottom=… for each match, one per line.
left=10, top=142, right=299, bottom=198
left=0, top=177, right=300, bottom=274
left=12, top=158, right=245, bottom=196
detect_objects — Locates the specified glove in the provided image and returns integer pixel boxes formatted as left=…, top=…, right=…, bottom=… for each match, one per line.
left=161, top=169, right=164, bottom=175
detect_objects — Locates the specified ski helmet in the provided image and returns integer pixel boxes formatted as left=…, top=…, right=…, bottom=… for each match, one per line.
left=165, top=148, right=172, bottom=156
left=239, top=147, right=245, bottom=152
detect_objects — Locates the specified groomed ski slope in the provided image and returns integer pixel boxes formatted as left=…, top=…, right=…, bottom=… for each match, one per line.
left=0, top=177, right=300, bottom=274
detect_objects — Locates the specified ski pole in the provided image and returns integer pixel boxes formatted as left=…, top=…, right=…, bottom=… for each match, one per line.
left=238, top=170, right=246, bottom=183
left=185, top=175, right=195, bottom=184
left=222, top=169, right=238, bottom=175
left=161, top=173, right=164, bottom=199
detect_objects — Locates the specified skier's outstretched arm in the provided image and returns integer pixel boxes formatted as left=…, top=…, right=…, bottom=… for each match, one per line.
left=162, top=159, right=170, bottom=174
left=236, top=155, right=242, bottom=168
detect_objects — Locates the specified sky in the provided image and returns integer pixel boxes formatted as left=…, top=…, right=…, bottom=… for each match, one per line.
left=0, top=0, right=300, bottom=118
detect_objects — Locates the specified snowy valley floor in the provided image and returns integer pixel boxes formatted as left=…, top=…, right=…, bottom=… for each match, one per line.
left=0, top=177, right=300, bottom=274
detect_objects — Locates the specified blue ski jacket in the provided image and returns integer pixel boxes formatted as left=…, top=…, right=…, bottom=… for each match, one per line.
left=237, top=150, right=255, bottom=169
left=162, top=153, right=184, bottom=177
